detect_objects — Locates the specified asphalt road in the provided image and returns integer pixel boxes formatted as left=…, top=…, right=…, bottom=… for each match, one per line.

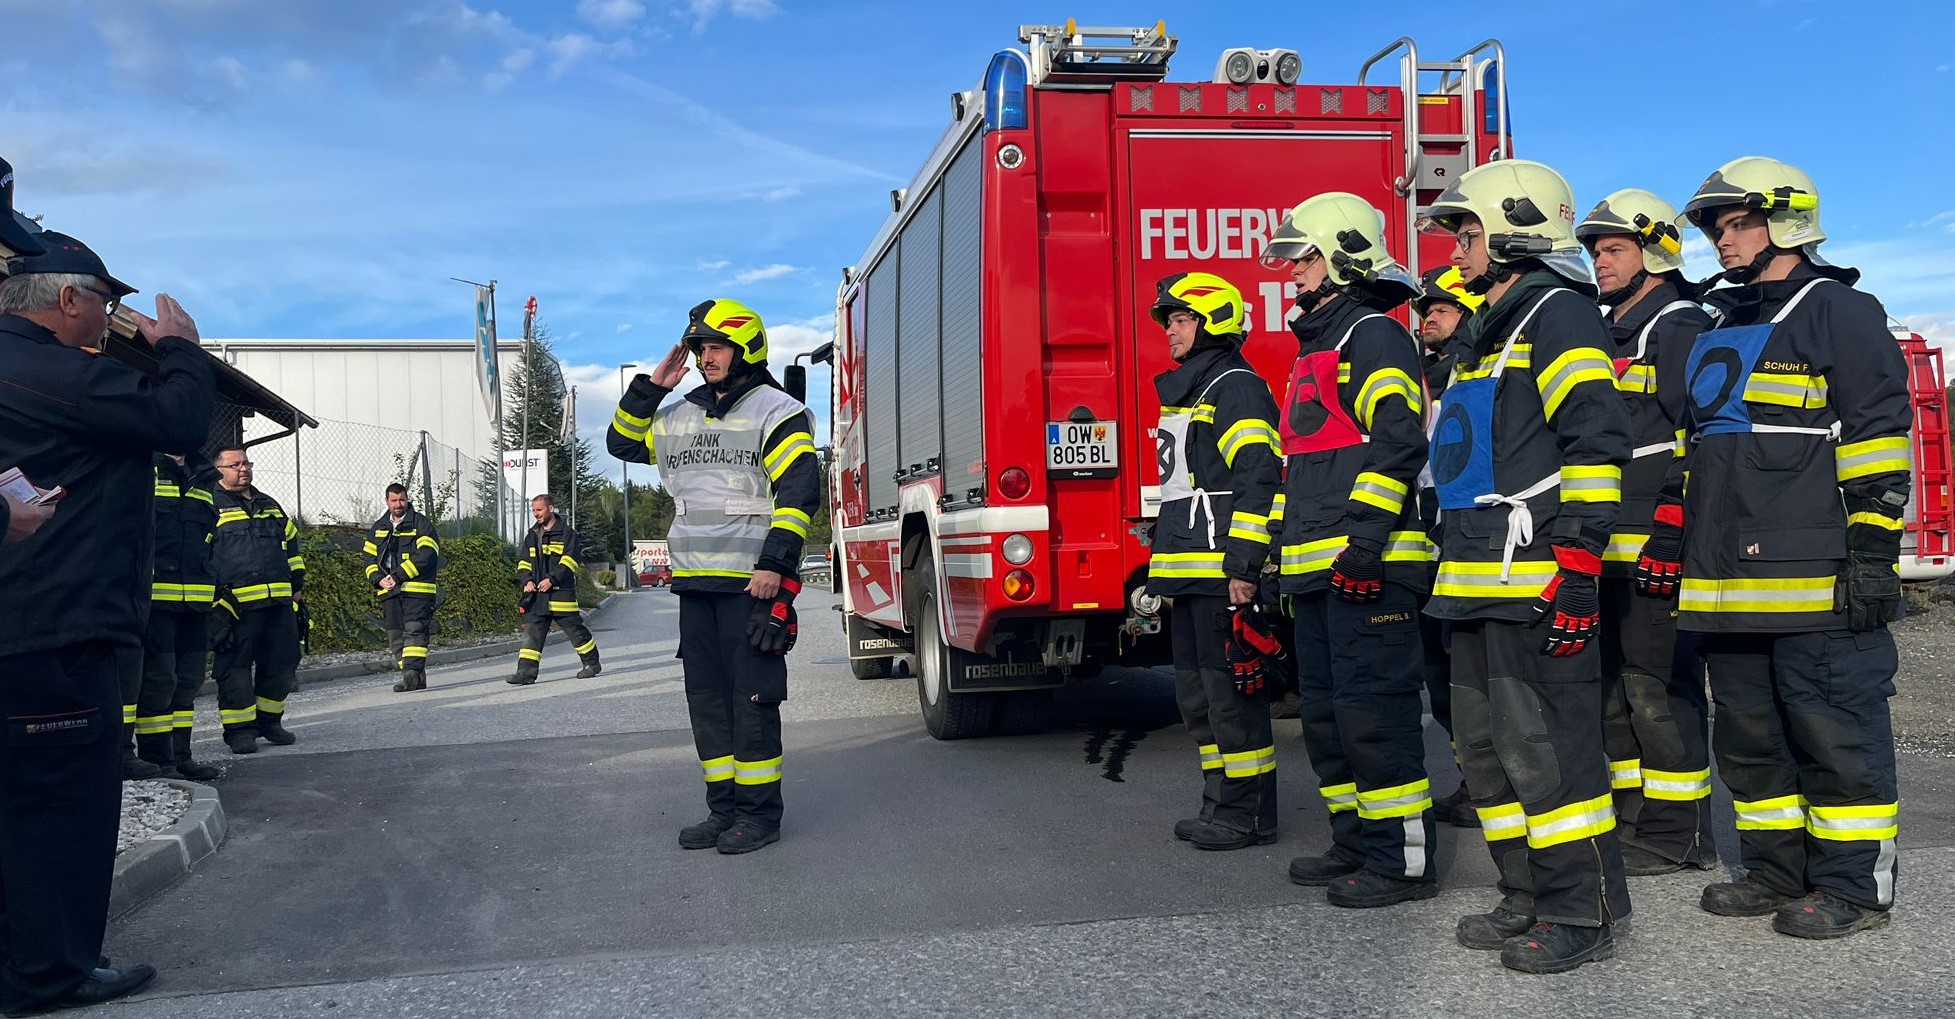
left=104, top=589, right=1955, bottom=1018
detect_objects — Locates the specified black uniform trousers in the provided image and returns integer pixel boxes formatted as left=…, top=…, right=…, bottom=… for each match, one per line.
left=383, top=595, right=435, bottom=675
left=1700, top=628, right=1900, bottom=910
left=514, top=611, right=597, bottom=681
left=678, top=593, right=785, bottom=828
left=1292, top=585, right=1436, bottom=880
left=137, top=608, right=209, bottom=767
left=1169, top=595, right=1278, bottom=837
left=1450, top=619, right=1630, bottom=927
left=0, top=642, right=123, bottom=1014
left=214, top=604, right=300, bottom=736
left=1599, top=579, right=1714, bottom=864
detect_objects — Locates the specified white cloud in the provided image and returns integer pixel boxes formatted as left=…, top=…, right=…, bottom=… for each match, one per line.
left=732, top=263, right=802, bottom=284
left=615, top=323, right=634, bottom=333
left=547, top=32, right=634, bottom=75
left=698, top=259, right=730, bottom=271
left=762, top=186, right=800, bottom=202
left=577, top=0, right=646, bottom=30
left=683, top=0, right=779, bottom=32
left=211, top=55, right=250, bottom=93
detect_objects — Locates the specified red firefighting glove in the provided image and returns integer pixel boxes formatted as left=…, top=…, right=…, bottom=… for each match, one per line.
left=1226, top=605, right=1285, bottom=696
left=1634, top=504, right=1685, bottom=599
left=1532, top=545, right=1603, bottom=658
left=1330, top=542, right=1386, bottom=604
left=747, top=575, right=803, bottom=656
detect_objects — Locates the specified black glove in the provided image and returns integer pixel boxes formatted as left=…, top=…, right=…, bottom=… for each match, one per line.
left=1634, top=505, right=1685, bottom=599
left=1330, top=541, right=1385, bottom=604
left=518, top=589, right=537, bottom=615
left=295, top=601, right=312, bottom=657
left=1840, top=497, right=1904, bottom=632
left=1225, top=605, right=1285, bottom=696
left=210, top=608, right=238, bottom=653
left=747, top=575, right=803, bottom=655
left=1531, top=546, right=1602, bottom=657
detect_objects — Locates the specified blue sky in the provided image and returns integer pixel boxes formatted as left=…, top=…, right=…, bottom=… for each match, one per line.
left=4, top=0, right=1951, bottom=476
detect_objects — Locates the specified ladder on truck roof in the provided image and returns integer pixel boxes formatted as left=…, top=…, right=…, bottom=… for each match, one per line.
left=1898, top=328, right=1953, bottom=565
left=1357, top=37, right=1510, bottom=280
left=1018, top=20, right=1176, bottom=89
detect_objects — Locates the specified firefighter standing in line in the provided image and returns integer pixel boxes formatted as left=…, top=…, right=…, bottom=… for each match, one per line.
left=364, top=483, right=440, bottom=693
left=1261, top=194, right=1439, bottom=905
left=607, top=299, right=820, bottom=854
left=135, top=451, right=223, bottom=780
left=1420, top=159, right=1633, bottom=974
left=1676, top=157, right=1909, bottom=938
left=1574, top=189, right=1718, bottom=875
left=1142, top=272, right=1285, bottom=852
left=1412, top=265, right=1484, bottom=829
left=209, top=445, right=305, bottom=754
left=509, top=493, right=601, bottom=684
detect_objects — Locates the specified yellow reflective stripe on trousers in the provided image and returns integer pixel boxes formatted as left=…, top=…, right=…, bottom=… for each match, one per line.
left=1679, top=577, right=1835, bottom=614
left=1603, top=532, right=1649, bottom=564
left=1478, top=802, right=1526, bottom=842
left=574, top=639, right=597, bottom=655
left=518, top=648, right=542, bottom=662
left=548, top=600, right=580, bottom=614
left=1319, top=782, right=1358, bottom=813
left=1222, top=745, right=1276, bottom=778
left=219, top=706, right=257, bottom=724
left=1733, top=794, right=1806, bottom=830
left=135, top=714, right=174, bottom=735
left=1835, top=435, right=1910, bottom=482
left=1643, top=766, right=1713, bottom=801
left=700, top=755, right=735, bottom=783
left=1808, top=803, right=1898, bottom=842
left=734, top=756, right=784, bottom=785
left=1432, top=560, right=1556, bottom=599
left=1356, top=778, right=1432, bottom=819
left=401, top=646, right=429, bottom=660
left=1609, top=758, right=1643, bottom=790
left=172, top=710, right=195, bottom=730
left=1198, top=743, right=1223, bottom=772
left=121, top=703, right=137, bottom=724
left=1526, top=794, right=1616, bottom=849
left=256, top=697, right=285, bottom=714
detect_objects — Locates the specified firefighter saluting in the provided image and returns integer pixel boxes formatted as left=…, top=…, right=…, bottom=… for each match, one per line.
left=1677, top=157, right=1909, bottom=938
left=1574, top=189, right=1718, bottom=876
left=608, top=299, right=819, bottom=854
left=1420, top=160, right=1633, bottom=974
left=1143, top=272, right=1285, bottom=852
left=1261, top=194, right=1439, bottom=906
left=364, top=484, right=440, bottom=693
left=509, top=493, right=600, bottom=684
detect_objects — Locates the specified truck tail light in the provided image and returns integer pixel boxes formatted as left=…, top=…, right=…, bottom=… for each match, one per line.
left=1002, top=569, right=1036, bottom=601
left=998, top=467, right=1031, bottom=500
left=1002, top=533, right=1034, bottom=565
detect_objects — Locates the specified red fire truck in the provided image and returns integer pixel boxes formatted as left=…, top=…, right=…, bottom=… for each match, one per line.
left=821, top=21, right=1955, bottom=740
left=823, top=23, right=1517, bottom=738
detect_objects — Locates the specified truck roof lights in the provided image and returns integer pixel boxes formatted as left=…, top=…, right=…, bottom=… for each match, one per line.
left=983, top=51, right=1030, bottom=132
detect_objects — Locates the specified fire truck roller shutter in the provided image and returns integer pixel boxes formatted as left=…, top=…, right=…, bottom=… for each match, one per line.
left=864, top=248, right=901, bottom=512
left=940, top=138, right=987, bottom=494
left=898, top=187, right=944, bottom=476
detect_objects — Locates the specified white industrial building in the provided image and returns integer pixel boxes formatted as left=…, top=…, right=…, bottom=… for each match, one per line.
left=211, top=337, right=524, bottom=528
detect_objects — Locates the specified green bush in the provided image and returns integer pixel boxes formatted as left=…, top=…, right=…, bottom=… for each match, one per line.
left=297, top=527, right=520, bottom=653
left=597, top=569, right=617, bottom=588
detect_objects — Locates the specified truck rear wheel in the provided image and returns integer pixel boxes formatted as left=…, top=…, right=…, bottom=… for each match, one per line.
left=914, top=568, right=994, bottom=740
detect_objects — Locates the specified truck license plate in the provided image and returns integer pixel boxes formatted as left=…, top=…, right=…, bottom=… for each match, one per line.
left=1046, top=421, right=1118, bottom=479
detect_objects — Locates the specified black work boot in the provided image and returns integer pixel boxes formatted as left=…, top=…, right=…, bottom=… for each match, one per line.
left=1621, top=842, right=1716, bottom=877
left=1172, top=816, right=1209, bottom=841
left=136, top=731, right=179, bottom=779
left=576, top=652, right=602, bottom=679
left=1186, top=821, right=1276, bottom=851
left=1456, top=905, right=1534, bottom=949
left=1701, top=876, right=1798, bottom=917
left=1500, top=922, right=1616, bottom=974
left=172, top=729, right=221, bottom=781
left=1431, top=781, right=1479, bottom=828
left=121, top=748, right=162, bottom=781
left=1288, top=850, right=1361, bottom=886
left=679, top=815, right=734, bottom=850
left=257, top=714, right=297, bottom=746
left=1773, top=891, right=1891, bottom=939
left=1327, top=869, right=1440, bottom=909
left=507, top=660, right=539, bottom=686
left=225, top=729, right=259, bottom=755
left=716, top=821, right=780, bottom=854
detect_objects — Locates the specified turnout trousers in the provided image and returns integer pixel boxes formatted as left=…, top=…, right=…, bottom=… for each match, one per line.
left=1450, top=619, right=1630, bottom=927
left=214, top=604, right=300, bottom=738
left=514, top=611, right=598, bottom=683
left=1699, top=629, right=1900, bottom=910
left=383, top=595, right=435, bottom=686
left=1599, top=580, right=1714, bottom=864
left=1292, top=585, right=1436, bottom=880
left=679, top=593, right=785, bottom=829
left=1169, top=595, right=1278, bottom=837
left=0, top=642, right=123, bottom=1014
left=136, top=608, right=209, bottom=768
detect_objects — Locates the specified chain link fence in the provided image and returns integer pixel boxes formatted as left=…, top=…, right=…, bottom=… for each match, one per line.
left=245, top=416, right=526, bottom=542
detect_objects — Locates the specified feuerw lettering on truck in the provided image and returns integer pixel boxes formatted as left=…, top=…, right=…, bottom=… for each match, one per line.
left=1138, top=207, right=1298, bottom=332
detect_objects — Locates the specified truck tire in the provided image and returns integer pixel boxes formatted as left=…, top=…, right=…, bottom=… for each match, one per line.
left=850, top=656, right=894, bottom=680
left=993, top=689, right=1056, bottom=736
left=914, top=567, right=994, bottom=740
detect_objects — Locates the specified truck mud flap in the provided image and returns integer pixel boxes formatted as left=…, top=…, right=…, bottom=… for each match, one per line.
left=847, top=612, right=912, bottom=659
left=945, top=643, right=1062, bottom=693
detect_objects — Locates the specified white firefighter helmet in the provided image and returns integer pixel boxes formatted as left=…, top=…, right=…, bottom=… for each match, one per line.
left=1681, top=155, right=1824, bottom=251
left=1576, top=188, right=1688, bottom=277
left=1421, top=159, right=1593, bottom=290
left=1262, top=192, right=1418, bottom=301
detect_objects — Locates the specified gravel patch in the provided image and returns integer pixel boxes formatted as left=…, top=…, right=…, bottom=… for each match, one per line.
left=118, top=780, right=190, bottom=854
left=1894, top=600, right=1955, bottom=758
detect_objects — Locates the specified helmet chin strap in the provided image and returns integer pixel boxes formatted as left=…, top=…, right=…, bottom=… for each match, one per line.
left=1459, top=261, right=1515, bottom=296
left=1596, top=268, right=1650, bottom=308
left=1721, top=245, right=1786, bottom=285
left=1293, top=278, right=1337, bottom=314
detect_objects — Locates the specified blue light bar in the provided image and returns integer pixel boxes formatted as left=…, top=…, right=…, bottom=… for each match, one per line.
left=983, top=50, right=1029, bottom=132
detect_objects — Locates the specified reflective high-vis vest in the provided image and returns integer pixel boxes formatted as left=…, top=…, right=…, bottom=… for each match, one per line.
left=654, top=384, right=807, bottom=580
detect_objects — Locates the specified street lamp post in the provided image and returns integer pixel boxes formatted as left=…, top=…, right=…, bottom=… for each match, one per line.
left=619, top=363, right=638, bottom=590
